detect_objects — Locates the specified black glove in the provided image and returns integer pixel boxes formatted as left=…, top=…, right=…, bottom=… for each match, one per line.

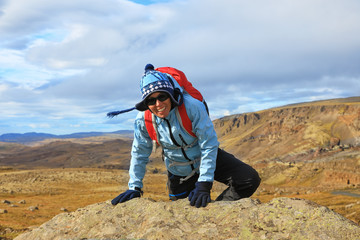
left=111, top=188, right=142, bottom=205
left=188, top=181, right=213, bottom=208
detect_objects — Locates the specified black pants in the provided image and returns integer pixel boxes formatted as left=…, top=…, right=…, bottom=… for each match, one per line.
left=167, top=148, right=261, bottom=201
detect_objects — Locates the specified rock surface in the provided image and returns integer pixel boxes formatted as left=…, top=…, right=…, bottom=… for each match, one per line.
left=15, top=197, right=360, bottom=240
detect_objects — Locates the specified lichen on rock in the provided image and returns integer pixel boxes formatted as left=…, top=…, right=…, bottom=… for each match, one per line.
left=14, top=197, right=360, bottom=240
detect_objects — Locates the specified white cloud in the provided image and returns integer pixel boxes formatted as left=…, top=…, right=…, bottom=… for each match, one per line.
left=1, top=0, right=360, bottom=134
left=29, top=123, right=51, bottom=129
left=0, top=48, right=86, bottom=90
left=0, top=83, right=8, bottom=92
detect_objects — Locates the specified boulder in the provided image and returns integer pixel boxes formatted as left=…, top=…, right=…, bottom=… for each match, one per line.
left=15, top=197, right=360, bottom=240
left=0, top=209, right=8, bottom=214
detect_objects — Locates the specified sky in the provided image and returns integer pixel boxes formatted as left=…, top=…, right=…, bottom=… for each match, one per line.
left=1, top=0, right=360, bottom=135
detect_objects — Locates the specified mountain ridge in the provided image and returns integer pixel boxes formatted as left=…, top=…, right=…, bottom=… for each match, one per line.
left=1, top=96, right=359, bottom=172
left=2, top=96, right=358, bottom=144
left=0, top=130, right=133, bottom=144
left=214, top=96, right=360, bottom=163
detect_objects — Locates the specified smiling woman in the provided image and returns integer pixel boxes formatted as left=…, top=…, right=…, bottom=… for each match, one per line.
left=110, top=65, right=261, bottom=208
left=146, top=92, right=172, bottom=118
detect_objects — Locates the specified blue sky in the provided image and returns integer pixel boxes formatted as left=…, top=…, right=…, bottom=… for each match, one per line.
left=1, top=0, right=360, bottom=135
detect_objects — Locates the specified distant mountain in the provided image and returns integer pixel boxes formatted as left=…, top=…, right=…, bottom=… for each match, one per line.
left=0, top=130, right=133, bottom=144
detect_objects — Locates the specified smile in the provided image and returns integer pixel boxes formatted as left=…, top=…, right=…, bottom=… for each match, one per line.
left=157, top=107, right=166, bottom=112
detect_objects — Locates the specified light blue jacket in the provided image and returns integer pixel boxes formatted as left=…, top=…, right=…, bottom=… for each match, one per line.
left=128, top=94, right=219, bottom=190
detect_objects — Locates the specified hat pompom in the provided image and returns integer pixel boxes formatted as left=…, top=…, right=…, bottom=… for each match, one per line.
left=145, top=64, right=155, bottom=73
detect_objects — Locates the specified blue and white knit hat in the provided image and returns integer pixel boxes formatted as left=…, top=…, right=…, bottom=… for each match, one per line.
left=106, top=64, right=183, bottom=117
left=135, top=65, right=181, bottom=111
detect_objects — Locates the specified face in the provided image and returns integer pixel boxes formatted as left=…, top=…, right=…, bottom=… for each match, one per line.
left=146, top=92, right=172, bottom=118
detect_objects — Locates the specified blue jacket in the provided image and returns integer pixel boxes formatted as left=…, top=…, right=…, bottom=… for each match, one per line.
left=128, top=94, right=219, bottom=190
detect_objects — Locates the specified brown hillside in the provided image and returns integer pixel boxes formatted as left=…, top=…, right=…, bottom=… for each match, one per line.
left=213, top=96, right=360, bottom=163
left=0, top=139, right=132, bottom=169
left=1, top=97, right=359, bottom=171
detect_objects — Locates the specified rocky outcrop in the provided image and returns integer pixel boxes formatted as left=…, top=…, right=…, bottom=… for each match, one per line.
left=15, top=197, right=360, bottom=240
left=213, top=98, right=360, bottom=162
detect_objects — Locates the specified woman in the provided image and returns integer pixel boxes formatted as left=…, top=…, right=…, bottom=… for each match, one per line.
left=111, top=65, right=261, bottom=208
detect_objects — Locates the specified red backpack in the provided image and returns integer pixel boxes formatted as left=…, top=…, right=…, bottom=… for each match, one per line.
left=156, top=67, right=203, bottom=102
left=144, top=67, right=205, bottom=146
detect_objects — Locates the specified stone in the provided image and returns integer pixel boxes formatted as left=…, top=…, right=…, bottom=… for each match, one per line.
left=345, top=203, right=356, bottom=209
left=28, top=206, right=39, bottom=212
left=330, top=137, right=340, bottom=148
left=14, top=197, right=360, bottom=240
left=0, top=209, right=8, bottom=214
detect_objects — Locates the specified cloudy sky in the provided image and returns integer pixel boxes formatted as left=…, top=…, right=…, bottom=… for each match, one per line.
left=1, top=0, right=360, bottom=135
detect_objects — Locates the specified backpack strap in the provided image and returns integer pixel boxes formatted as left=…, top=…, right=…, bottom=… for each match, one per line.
left=176, top=104, right=196, bottom=138
left=144, top=110, right=160, bottom=152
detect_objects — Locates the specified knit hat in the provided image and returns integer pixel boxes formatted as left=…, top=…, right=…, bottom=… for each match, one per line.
left=135, top=64, right=182, bottom=111
left=106, top=64, right=183, bottom=118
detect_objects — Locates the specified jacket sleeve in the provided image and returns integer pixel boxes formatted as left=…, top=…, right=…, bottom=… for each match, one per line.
left=128, top=112, right=153, bottom=190
left=186, top=97, right=219, bottom=182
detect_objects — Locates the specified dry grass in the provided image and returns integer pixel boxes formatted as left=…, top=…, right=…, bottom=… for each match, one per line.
left=1, top=168, right=359, bottom=239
